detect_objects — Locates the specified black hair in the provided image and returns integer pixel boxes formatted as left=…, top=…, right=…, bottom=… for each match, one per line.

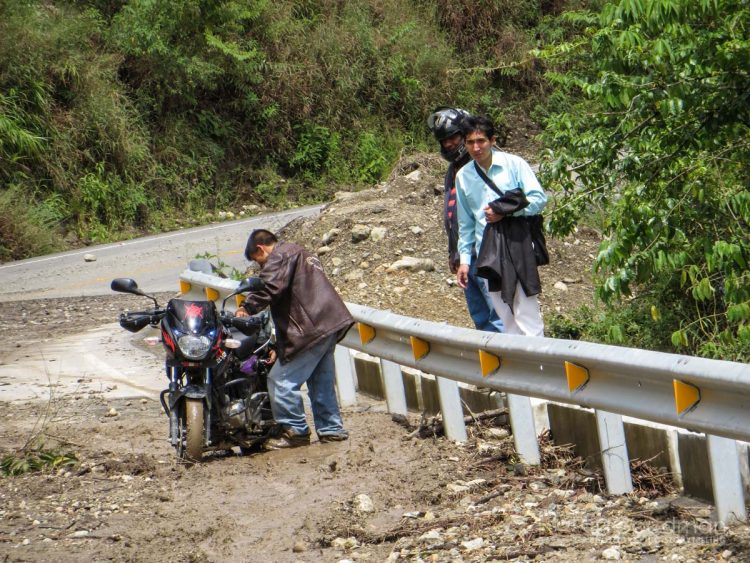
left=244, top=229, right=278, bottom=260
left=460, top=115, right=495, bottom=140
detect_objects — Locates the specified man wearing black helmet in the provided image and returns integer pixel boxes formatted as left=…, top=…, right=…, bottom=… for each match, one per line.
left=428, top=107, right=504, bottom=333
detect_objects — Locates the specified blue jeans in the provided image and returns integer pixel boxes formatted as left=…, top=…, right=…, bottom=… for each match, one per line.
left=465, top=254, right=504, bottom=333
left=267, top=333, right=345, bottom=437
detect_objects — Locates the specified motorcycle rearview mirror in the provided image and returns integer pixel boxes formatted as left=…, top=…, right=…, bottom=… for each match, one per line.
left=111, top=278, right=141, bottom=295
left=237, top=277, right=265, bottom=293
left=110, top=278, right=159, bottom=307
left=221, top=277, right=266, bottom=311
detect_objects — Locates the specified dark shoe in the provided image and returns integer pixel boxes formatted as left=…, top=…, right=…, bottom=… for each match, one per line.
left=263, top=429, right=311, bottom=450
left=318, top=431, right=349, bottom=444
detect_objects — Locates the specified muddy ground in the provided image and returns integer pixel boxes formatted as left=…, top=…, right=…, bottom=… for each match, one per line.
left=2, top=144, right=750, bottom=561
left=2, top=392, right=749, bottom=562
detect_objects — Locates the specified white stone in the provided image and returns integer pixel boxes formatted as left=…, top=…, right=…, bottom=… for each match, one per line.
left=69, top=530, right=90, bottom=538
left=446, top=483, right=470, bottom=493
left=409, top=226, right=423, bottom=235
left=386, top=257, right=435, bottom=273
left=602, top=546, right=621, bottom=560
left=461, top=538, right=484, bottom=551
left=344, top=270, right=364, bottom=281
left=105, top=407, right=118, bottom=417
left=370, top=227, right=387, bottom=242
left=405, top=169, right=422, bottom=181
left=418, top=529, right=442, bottom=541
left=354, top=494, right=374, bottom=513
left=83, top=254, right=97, bottom=262
left=554, top=281, right=568, bottom=291
left=331, top=537, right=360, bottom=550
left=316, top=246, right=332, bottom=255
left=351, top=225, right=371, bottom=242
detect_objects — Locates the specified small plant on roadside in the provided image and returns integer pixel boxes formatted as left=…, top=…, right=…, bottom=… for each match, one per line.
left=1, top=446, right=78, bottom=477
left=193, top=251, right=246, bottom=281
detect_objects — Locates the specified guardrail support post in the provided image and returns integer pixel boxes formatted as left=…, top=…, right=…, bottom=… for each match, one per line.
left=436, top=376, right=467, bottom=442
left=334, top=346, right=358, bottom=407
left=506, top=393, right=540, bottom=465
left=380, top=359, right=407, bottom=416
left=595, top=410, right=633, bottom=495
left=707, top=434, right=747, bottom=524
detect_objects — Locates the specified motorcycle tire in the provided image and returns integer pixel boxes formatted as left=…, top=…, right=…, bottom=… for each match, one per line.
left=184, top=399, right=204, bottom=462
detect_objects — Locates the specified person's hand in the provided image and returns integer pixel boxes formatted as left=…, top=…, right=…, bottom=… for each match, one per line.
left=449, top=259, right=458, bottom=275
left=457, top=264, right=470, bottom=289
left=235, top=307, right=249, bottom=318
left=484, top=205, right=503, bottom=223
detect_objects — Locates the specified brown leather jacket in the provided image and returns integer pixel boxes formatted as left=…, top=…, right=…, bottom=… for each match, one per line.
left=242, top=242, right=354, bottom=363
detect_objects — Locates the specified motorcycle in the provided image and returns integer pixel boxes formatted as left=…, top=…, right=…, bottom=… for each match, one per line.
left=111, top=277, right=276, bottom=462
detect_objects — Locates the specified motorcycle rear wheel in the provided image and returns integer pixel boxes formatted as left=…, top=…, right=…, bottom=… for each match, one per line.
left=184, top=399, right=204, bottom=462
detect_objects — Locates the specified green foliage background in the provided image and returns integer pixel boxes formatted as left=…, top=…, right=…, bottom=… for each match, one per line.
left=0, top=0, right=559, bottom=259
left=538, top=0, right=750, bottom=360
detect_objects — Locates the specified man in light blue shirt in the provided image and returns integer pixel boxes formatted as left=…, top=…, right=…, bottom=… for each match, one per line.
left=455, top=115, right=547, bottom=336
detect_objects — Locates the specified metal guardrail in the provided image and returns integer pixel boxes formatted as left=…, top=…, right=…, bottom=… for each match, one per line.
left=178, top=267, right=750, bottom=523
left=342, top=304, right=750, bottom=443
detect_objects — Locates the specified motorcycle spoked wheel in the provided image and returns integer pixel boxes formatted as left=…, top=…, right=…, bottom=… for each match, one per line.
left=177, top=399, right=205, bottom=463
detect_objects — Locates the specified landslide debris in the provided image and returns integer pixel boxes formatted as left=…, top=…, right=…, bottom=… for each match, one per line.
left=279, top=152, right=601, bottom=328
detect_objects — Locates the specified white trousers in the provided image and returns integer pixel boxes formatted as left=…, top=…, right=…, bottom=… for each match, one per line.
left=485, top=281, right=544, bottom=337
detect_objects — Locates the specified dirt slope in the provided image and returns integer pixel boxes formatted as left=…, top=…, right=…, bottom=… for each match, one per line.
left=278, top=152, right=601, bottom=329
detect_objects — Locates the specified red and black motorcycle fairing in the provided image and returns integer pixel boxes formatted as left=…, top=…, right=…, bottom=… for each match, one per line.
left=112, top=277, right=276, bottom=461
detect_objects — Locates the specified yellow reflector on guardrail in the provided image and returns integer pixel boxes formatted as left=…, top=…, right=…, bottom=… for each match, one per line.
left=410, top=336, right=429, bottom=361
left=205, top=287, right=220, bottom=301
left=565, top=361, right=590, bottom=392
left=478, top=350, right=500, bottom=377
left=673, top=380, right=701, bottom=415
left=358, top=323, right=375, bottom=345
left=179, top=280, right=192, bottom=294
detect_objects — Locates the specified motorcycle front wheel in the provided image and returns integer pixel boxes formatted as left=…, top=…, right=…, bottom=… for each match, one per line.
left=183, top=399, right=204, bottom=462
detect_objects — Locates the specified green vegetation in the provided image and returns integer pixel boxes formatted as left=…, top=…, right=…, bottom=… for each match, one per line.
left=1, top=447, right=77, bottom=477
left=1, top=0, right=559, bottom=260
left=538, top=0, right=750, bottom=360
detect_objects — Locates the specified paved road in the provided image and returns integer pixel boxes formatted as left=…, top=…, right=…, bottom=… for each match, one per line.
left=0, top=205, right=321, bottom=302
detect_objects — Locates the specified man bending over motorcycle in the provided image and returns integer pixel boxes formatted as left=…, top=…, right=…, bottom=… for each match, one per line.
left=235, top=229, right=353, bottom=449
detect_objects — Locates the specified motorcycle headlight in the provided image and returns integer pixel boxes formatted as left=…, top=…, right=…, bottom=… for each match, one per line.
left=177, top=334, right=212, bottom=360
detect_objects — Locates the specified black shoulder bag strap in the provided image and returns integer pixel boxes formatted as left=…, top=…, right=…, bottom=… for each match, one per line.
left=473, top=161, right=503, bottom=197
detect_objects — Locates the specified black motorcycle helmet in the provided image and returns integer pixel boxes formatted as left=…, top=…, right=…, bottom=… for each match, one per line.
left=427, top=107, right=471, bottom=162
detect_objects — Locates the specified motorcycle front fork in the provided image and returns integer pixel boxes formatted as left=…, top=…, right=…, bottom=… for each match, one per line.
left=165, top=366, right=213, bottom=447
left=167, top=366, right=179, bottom=447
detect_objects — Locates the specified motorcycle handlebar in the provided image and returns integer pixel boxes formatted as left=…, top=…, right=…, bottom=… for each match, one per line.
left=119, top=309, right=165, bottom=333
left=221, top=312, right=263, bottom=335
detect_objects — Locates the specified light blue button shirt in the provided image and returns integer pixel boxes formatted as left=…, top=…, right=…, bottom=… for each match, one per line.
left=455, top=148, right=547, bottom=265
